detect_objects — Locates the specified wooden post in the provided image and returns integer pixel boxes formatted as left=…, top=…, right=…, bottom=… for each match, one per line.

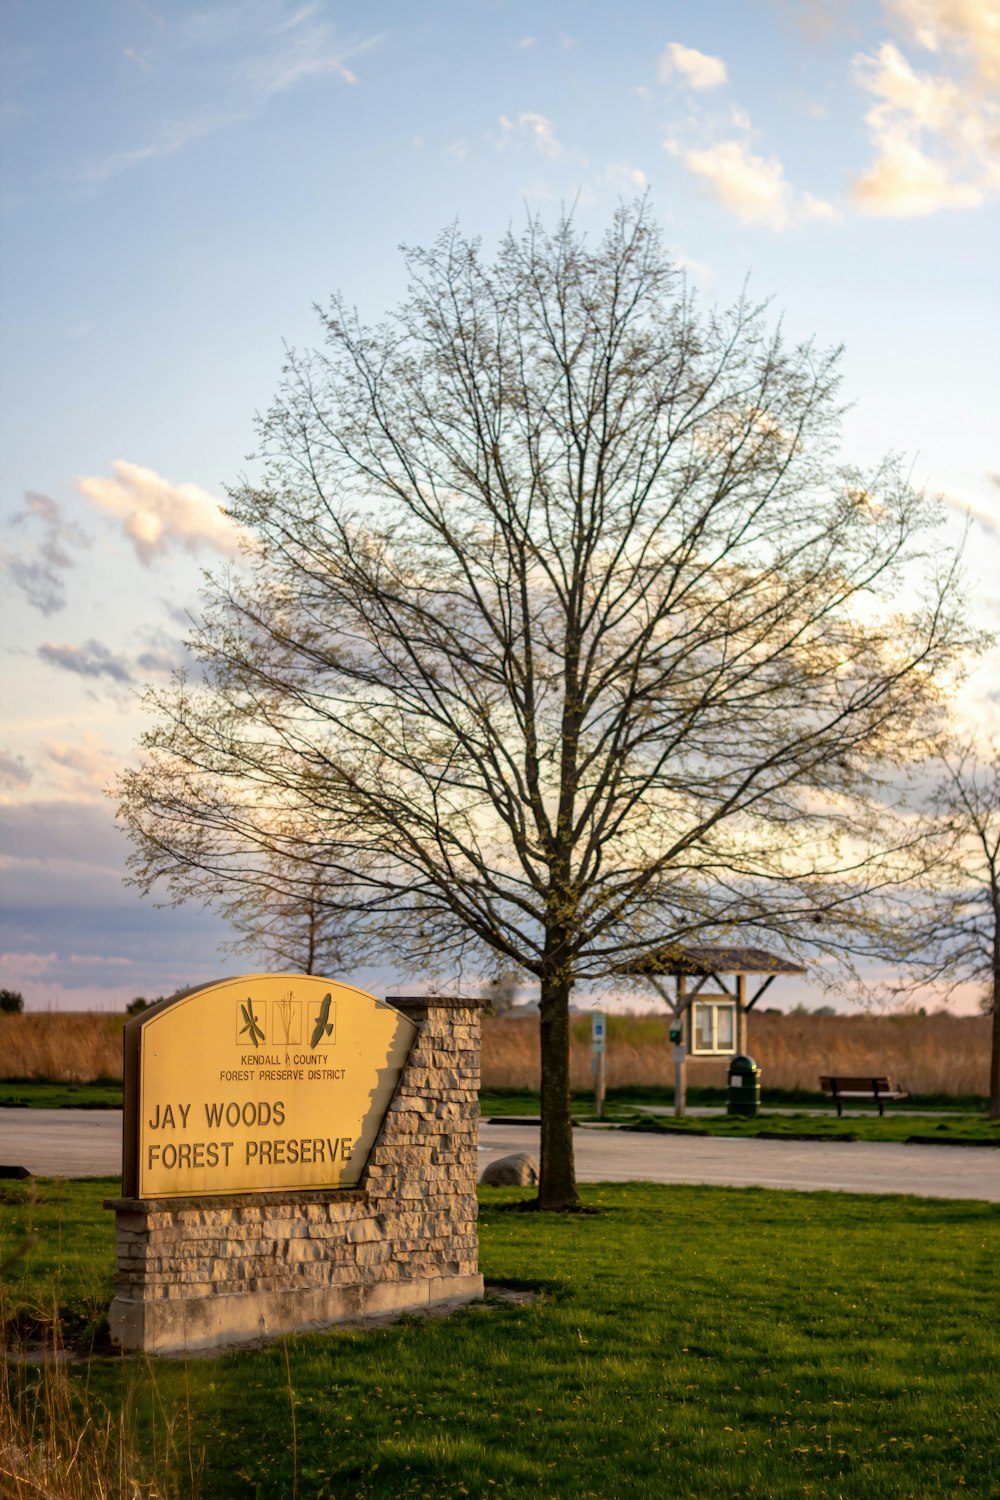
left=674, top=975, right=687, bottom=1118
left=594, top=1047, right=606, bottom=1121
left=737, top=972, right=747, bottom=1055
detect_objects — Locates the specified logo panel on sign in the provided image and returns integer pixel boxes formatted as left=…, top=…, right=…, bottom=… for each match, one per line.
left=306, top=995, right=336, bottom=1048
left=236, top=997, right=267, bottom=1046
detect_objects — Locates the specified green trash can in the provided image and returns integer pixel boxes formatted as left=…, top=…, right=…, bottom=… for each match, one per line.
left=727, top=1054, right=761, bottom=1117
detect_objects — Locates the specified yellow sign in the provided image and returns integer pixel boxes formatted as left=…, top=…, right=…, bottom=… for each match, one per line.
left=128, top=975, right=417, bottom=1199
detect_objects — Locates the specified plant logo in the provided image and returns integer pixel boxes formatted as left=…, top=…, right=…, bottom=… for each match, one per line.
left=273, top=989, right=302, bottom=1045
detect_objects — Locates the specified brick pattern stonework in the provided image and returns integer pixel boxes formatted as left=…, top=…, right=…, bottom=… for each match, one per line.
left=106, top=998, right=485, bottom=1354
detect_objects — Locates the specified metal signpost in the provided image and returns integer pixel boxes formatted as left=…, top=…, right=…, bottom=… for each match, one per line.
left=591, top=1011, right=607, bottom=1121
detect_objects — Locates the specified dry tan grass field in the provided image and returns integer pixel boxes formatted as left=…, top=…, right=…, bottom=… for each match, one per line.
left=0, top=1012, right=126, bottom=1083
left=482, top=1010, right=991, bottom=1096
left=1, top=1007, right=990, bottom=1096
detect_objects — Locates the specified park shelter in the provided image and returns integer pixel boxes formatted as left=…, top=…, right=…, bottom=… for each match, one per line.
left=624, top=944, right=806, bottom=1054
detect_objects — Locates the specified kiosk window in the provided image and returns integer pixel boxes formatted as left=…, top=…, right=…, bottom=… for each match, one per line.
left=690, top=1000, right=737, bottom=1055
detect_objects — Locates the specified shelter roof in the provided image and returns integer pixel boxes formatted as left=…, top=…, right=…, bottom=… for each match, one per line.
left=622, top=944, right=806, bottom=978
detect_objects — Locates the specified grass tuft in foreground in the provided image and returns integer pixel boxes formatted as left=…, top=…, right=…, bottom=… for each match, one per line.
left=2, top=1178, right=998, bottom=1497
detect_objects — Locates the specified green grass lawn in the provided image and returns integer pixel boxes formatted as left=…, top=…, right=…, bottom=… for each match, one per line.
left=2, top=1177, right=998, bottom=1498
left=621, top=1111, right=1000, bottom=1145
left=0, top=1078, right=124, bottom=1109
left=479, top=1090, right=999, bottom=1143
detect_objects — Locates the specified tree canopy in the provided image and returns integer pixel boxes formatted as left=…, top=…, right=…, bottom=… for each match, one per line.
left=874, top=740, right=1000, bottom=1115
left=118, top=205, right=975, bottom=1206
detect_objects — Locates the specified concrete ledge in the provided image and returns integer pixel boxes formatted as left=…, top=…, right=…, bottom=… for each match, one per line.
left=109, top=1272, right=485, bottom=1355
left=104, top=1187, right=367, bottom=1214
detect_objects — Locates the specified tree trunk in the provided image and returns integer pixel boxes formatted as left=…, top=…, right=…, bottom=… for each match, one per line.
left=990, top=990, right=999, bottom=1121
left=990, top=911, right=999, bottom=1121
left=537, top=969, right=579, bottom=1209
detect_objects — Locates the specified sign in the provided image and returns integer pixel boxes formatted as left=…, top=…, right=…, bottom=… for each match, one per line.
left=591, top=1012, right=606, bottom=1053
left=124, top=975, right=418, bottom=1199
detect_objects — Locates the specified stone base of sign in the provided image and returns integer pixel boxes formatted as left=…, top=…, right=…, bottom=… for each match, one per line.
left=106, top=998, right=484, bottom=1356
left=108, top=1269, right=485, bottom=1355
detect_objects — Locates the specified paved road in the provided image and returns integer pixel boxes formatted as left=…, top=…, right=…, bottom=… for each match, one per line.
left=480, top=1123, right=1000, bottom=1200
left=2, top=1108, right=997, bottom=1201
left=1, top=1108, right=124, bottom=1179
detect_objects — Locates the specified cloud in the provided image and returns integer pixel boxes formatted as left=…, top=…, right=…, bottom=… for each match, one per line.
left=781, top=0, right=853, bottom=43
left=1, top=492, right=90, bottom=615
left=852, top=7, right=1000, bottom=215
left=35, top=626, right=199, bottom=696
left=134, top=643, right=187, bottom=676
left=0, top=796, right=248, bottom=1007
left=75, top=2, right=380, bottom=187
left=668, top=138, right=838, bottom=228
left=606, top=161, right=648, bottom=191
left=658, top=42, right=728, bottom=90
left=76, top=112, right=246, bottom=186
left=889, top=0, right=1000, bottom=80
left=132, top=622, right=204, bottom=680
left=498, top=111, right=564, bottom=159
left=939, top=488, right=1000, bottom=539
left=44, top=732, right=121, bottom=800
left=78, top=459, right=245, bottom=564
left=37, top=639, right=133, bottom=685
left=672, top=250, right=714, bottom=291
left=0, top=798, right=125, bottom=872
left=0, top=748, right=33, bottom=789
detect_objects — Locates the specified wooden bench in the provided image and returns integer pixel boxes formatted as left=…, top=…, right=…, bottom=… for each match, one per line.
left=820, top=1075, right=908, bottom=1117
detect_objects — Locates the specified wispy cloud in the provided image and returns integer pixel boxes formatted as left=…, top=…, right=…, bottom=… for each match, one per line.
left=76, top=111, right=245, bottom=186
left=606, top=161, right=648, bottom=192
left=45, top=732, right=121, bottom=800
left=37, top=639, right=134, bottom=685
left=78, top=460, right=245, bottom=565
left=852, top=0, right=1000, bottom=214
left=668, top=136, right=838, bottom=229
left=31, top=623, right=196, bottom=700
left=658, top=42, right=727, bottom=90
left=671, top=249, right=715, bottom=293
left=75, top=1, right=382, bottom=187
left=498, top=111, right=564, bottom=159
left=0, top=748, right=33, bottom=789
left=657, top=41, right=836, bottom=230
left=782, top=0, right=853, bottom=44
left=940, top=483, right=1000, bottom=540
left=133, top=624, right=195, bottom=679
left=1, top=492, right=90, bottom=616
left=889, top=0, right=1000, bottom=80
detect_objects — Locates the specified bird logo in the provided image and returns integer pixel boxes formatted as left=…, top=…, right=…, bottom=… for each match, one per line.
left=310, top=992, right=334, bottom=1048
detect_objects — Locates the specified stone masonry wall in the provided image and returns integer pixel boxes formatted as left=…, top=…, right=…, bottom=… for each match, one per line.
left=106, top=998, right=484, bottom=1354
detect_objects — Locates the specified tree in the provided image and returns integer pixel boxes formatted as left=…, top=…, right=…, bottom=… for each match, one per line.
left=887, top=741, right=1000, bottom=1117
left=221, top=853, right=349, bottom=975
left=0, top=988, right=24, bottom=1014
left=117, top=205, right=974, bottom=1208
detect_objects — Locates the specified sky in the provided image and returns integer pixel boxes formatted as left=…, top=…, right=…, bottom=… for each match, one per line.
left=1, top=0, right=998, bottom=1015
